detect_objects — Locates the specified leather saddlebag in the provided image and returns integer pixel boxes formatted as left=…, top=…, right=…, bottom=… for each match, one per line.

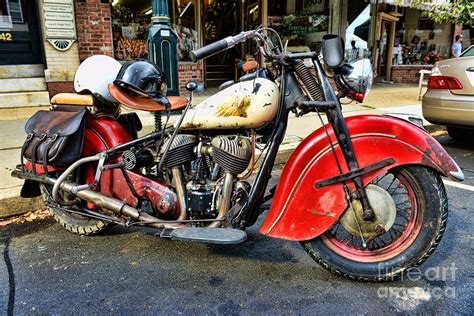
left=22, top=110, right=87, bottom=169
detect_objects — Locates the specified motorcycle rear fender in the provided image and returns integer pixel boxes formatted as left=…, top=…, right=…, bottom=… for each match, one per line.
left=20, top=116, right=132, bottom=198
left=259, top=114, right=463, bottom=241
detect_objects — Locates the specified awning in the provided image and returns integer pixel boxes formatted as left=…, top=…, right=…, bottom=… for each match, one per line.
left=354, top=19, right=371, bottom=42
left=369, top=0, right=449, bottom=9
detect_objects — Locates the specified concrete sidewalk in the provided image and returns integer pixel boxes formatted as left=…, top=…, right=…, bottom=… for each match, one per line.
left=0, top=83, right=433, bottom=218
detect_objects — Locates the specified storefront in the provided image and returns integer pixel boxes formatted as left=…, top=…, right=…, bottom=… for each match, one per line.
left=370, top=1, right=455, bottom=83
left=1, top=0, right=466, bottom=108
left=267, top=0, right=350, bottom=54
left=109, top=0, right=264, bottom=88
left=344, top=0, right=469, bottom=83
left=0, top=0, right=266, bottom=100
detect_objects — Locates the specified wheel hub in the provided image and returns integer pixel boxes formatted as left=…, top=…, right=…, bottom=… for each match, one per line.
left=340, top=184, right=396, bottom=238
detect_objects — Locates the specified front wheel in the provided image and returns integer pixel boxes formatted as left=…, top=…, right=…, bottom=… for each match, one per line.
left=301, top=166, right=448, bottom=282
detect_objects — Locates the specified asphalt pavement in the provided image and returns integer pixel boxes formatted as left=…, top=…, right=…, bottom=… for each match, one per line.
left=1, top=134, right=473, bottom=315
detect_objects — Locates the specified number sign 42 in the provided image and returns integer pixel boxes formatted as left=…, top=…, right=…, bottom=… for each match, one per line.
left=0, top=33, right=13, bottom=41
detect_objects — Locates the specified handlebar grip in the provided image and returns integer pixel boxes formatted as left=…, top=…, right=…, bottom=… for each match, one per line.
left=190, top=39, right=229, bottom=62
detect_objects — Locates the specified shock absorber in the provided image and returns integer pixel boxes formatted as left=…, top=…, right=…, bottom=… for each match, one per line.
left=154, top=112, right=162, bottom=131
left=293, top=60, right=324, bottom=101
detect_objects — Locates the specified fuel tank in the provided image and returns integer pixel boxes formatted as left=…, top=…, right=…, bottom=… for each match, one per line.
left=180, top=78, right=279, bottom=130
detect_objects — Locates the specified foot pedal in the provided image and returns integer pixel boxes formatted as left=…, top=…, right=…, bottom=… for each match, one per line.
left=170, top=227, right=247, bottom=244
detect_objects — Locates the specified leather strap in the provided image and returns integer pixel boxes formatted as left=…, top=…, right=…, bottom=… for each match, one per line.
left=42, top=134, right=58, bottom=176
left=21, top=133, right=34, bottom=172
left=31, top=133, right=47, bottom=175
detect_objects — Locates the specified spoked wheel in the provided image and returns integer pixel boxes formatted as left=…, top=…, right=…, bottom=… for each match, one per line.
left=301, top=166, right=448, bottom=282
left=40, top=171, right=109, bottom=236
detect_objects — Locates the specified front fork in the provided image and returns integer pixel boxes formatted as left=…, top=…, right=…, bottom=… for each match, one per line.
left=313, top=58, right=375, bottom=220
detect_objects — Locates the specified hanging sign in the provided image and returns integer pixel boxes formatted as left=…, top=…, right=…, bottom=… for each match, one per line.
left=44, top=0, right=76, bottom=51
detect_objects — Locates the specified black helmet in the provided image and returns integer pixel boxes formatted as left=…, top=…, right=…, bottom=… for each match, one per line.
left=114, top=59, right=167, bottom=99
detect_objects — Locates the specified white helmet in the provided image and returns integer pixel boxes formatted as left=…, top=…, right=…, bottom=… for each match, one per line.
left=74, top=55, right=122, bottom=103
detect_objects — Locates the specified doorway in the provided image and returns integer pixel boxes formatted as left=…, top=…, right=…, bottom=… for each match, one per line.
left=0, top=0, right=43, bottom=65
left=203, top=0, right=260, bottom=87
left=378, top=19, right=391, bottom=79
left=375, top=13, right=398, bottom=81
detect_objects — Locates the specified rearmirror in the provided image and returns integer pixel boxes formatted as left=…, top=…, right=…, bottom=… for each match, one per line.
left=322, top=34, right=344, bottom=69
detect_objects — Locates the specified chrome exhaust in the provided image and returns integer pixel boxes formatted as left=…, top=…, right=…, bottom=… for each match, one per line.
left=210, top=172, right=234, bottom=228
left=11, top=169, right=179, bottom=229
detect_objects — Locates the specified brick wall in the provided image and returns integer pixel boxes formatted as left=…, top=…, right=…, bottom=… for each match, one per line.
left=47, top=81, right=75, bottom=97
left=178, top=63, right=204, bottom=94
left=391, top=65, right=433, bottom=83
left=74, top=0, right=113, bottom=61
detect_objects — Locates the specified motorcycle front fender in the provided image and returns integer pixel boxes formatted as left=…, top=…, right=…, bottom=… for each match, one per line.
left=259, top=114, right=463, bottom=241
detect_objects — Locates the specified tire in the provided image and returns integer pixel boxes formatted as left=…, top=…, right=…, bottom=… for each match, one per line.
left=301, top=166, right=448, bottom=282
left=447, top=126, right=474, bottom=141
left=41, top=184, right=108, bottom=236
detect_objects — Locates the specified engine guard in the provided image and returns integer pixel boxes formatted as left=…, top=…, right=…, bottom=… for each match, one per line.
left=259, top=114, right=463, bottom=241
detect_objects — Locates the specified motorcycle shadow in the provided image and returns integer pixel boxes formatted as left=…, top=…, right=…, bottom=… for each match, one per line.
left=435, top=134, right=474, bottom=151
left=206, top=231, right=303, bottom=264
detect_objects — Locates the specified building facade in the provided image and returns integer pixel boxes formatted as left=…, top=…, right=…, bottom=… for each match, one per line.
left=0, top=0, right=470, bottom=108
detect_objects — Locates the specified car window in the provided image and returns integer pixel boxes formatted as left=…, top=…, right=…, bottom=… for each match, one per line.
left=461, top=45, right=474, bottom=57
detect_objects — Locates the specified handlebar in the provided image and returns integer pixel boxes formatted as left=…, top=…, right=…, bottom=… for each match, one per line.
left=190, top=38, right=229, bottom=62
left=190, top=29, right=317, bottom=64
left=190, top=31, right=255, bottom=62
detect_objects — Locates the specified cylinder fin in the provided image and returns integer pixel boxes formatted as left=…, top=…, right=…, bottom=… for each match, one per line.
left=161, top=135, right=198, bottom=168
left=211, top=136, right=252, bottom=175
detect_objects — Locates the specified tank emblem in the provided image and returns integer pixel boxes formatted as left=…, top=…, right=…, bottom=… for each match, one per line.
left=216, top=96, right=251, bottom=117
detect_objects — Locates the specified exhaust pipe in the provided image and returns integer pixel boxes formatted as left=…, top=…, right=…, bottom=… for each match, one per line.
left=11, top=169, right=174, bottom=229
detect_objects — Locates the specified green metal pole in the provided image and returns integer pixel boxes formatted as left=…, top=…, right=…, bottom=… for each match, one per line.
left=148, top=0, right=180, bottom=96
left=151, top=0, right=171, bottom=25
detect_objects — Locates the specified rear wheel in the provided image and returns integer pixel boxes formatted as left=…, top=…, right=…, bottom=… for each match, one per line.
left=301, top=166, right=448, bottom=282
left=40, top=170, right=109, bottom=236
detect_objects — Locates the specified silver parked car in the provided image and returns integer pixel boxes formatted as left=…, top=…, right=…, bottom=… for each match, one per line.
left=422, top=46, right=474, bottom=140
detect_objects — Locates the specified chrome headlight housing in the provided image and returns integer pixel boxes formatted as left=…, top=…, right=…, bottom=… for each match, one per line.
left=344, top=58, right=373, bottom=102
left=335, top=58, right=373, bottom=103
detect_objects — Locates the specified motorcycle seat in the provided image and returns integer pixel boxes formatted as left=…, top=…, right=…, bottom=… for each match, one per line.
left=108, top=84, right=188, bottom=112
left=50, top=93, right=95, bottom=106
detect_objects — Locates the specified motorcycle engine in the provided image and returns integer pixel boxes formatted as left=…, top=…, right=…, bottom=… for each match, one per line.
left=168, top=135, right=253, bottom=219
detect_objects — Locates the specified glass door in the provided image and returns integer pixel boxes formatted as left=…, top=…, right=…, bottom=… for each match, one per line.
left=378, top=19, right=391, bottom=80
left=0, top=0, right=43, bottom=65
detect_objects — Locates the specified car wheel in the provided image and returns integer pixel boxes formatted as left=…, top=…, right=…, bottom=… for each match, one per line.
left=447, top=126, right=474, bottom=141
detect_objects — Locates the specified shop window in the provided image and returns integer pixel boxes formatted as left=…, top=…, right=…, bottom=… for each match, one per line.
left=111, top=0, right=198, bottom=62
left=1, top=0, right=27, bottom=31
left=0, top=1, right=12, bottom=29
left=111, top=2, right=151, bottom=60
left=1, top=0, right=26, bottom=29
left=173, top=0, right=199, bottom=62
left=8, top=0, right=23, bottom=23
left=398, top=8, right=449, bottom=65
left=345, top=2, right=370, bottom=61
left=268, top=0, right=329, bottom=52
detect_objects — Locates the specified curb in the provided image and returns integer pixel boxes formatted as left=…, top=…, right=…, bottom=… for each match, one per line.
left=0, top=195, right=44, bottom=219
left=0, top=124, right=447, bottom=220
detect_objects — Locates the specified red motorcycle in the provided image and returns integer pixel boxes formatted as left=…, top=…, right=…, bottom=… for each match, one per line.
left=13, top=28, right=463, bottom=281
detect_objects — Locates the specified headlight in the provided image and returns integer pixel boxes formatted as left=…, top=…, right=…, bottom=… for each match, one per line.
left=341, top=58, right=373, bottom=102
